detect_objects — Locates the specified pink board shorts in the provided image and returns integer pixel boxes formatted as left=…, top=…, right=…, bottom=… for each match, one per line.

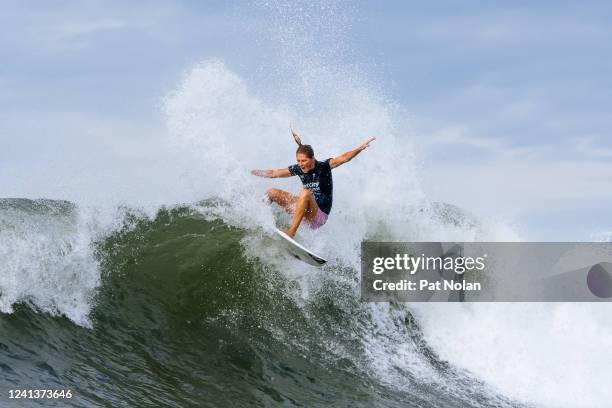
left=308, top=208, right=329, bottom=229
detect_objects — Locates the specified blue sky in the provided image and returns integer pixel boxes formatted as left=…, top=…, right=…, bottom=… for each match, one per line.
left=1, top=1, right=611, bottom=239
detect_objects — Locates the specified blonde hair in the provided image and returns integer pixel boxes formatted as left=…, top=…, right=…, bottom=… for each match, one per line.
left=292, top=132, right=314, bottom=158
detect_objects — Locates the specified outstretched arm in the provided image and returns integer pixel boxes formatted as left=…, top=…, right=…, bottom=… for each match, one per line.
left=329, top=137, right=376, bottom=169
left=251, top=168, right=292, bottom=178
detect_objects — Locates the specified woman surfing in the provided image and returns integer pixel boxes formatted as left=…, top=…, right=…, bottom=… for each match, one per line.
left=251, top=126, right=376, bottom=238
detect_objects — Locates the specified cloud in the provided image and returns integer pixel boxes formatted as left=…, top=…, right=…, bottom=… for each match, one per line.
left=421, top=156, right=612, bottom=213
left=410, top=6, right=612, bottom=46
left=56, top=18, right=131, bottom=37
left=34, top=17, right=155, bottom=51
left=0, top=109, right=170, bottom=204
left=573, top=136, right=612, bottom=159
left=0, top=2, right=164, bottom=52
left=45, top=18, right=146, bottom=49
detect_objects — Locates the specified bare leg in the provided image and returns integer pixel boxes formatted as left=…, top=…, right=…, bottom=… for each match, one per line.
left=284, top=189, right=318, bottom=238
left=266, top=188, right=298, bottom=214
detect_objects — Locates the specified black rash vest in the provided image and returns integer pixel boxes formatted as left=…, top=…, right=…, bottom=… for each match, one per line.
left=288, top=158, right=333, bottom=215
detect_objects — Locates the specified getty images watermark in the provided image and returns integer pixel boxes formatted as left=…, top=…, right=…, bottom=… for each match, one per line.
left=361, top=242, right=612, bottom=302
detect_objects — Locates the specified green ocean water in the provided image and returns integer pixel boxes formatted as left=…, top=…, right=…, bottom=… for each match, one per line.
left=0, top=199, right=523, bottom=407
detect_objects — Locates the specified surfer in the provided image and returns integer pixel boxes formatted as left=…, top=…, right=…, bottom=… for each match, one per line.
left=251, top=127, right=376, bottom=238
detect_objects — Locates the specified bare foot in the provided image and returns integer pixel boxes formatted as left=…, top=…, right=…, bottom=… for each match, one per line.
left=283, top=228, right=296, bottom=238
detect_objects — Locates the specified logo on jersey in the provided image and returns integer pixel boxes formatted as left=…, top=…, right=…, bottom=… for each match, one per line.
left=305, top=181, right=320, bottom=192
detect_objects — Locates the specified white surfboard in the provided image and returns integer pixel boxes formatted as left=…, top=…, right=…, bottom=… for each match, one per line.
left=274, top=228, right=327, bottom=267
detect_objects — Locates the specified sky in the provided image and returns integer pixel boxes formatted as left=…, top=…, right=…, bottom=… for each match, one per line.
left=1, top=0, right=611, bottom=240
